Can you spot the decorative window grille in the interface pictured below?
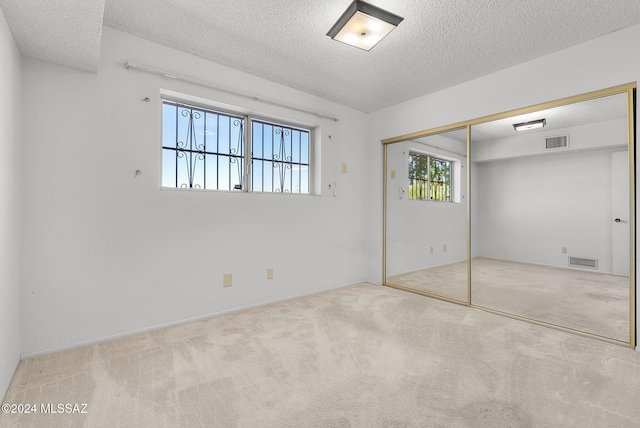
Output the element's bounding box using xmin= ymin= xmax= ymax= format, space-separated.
xmin=162 ymin=100 xmax=245 ymax=190
xmin=252 ymin=119 xmax=310 ymax=194
xmin=161 ymin=99 xmax=311 ymax=194
xmin=408 ymin=152 xmax=452 ymax=202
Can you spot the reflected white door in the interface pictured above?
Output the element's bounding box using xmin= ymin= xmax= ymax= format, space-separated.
xmin=611 ymin=151 xmax=630 ymax=277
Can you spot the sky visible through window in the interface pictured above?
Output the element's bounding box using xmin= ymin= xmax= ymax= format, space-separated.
xmin=251 ymin=119 xmax=309 ymax=194
xmin=161 ymin=101 xmax=310 ymax=193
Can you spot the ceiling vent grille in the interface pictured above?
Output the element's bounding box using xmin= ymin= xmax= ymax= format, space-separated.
xmin=545 ymin=135 xmax=569 ymax=150
xmin=569 ymin=256 xmax=598 ymax=270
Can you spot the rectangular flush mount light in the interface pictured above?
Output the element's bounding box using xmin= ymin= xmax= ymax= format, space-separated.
xmin=512 ymin=118 xmax=546 ymax=132
xmin=327 ymin=0 xmax=404 ymax=51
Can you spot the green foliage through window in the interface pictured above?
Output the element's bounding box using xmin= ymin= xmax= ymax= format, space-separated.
xmin=408 ymin=152 xmax=451 ymax=201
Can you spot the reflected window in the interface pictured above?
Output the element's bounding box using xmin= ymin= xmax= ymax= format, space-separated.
xmin=408 ymin=152 xmax=452 ymax=202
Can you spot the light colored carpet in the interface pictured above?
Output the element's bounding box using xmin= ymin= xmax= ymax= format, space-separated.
xmin=2 ymin=283 xmax=640 ymax=427
xmin=388 ymin=257 xmax=630 ymax=342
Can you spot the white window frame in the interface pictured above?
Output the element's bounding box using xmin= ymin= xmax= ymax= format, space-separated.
xmin=408 ymin=151 xmax=457 ymax=203
xmin=161 ymin=94 xmax=315 ymax=195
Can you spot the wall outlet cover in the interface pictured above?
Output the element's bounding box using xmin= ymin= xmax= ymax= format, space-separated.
xmin=223 ymin=273 xmax=232 ymax=287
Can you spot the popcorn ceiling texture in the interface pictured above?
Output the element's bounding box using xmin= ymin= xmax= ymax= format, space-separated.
xmin=0 ymin=0 xmax=636 ymax=111
xmin=0 ymin=0 xmax=104 ymax=73
xmin=1 ymin=0 xmax=640 ymax=111
xmin=2 ymin=284 xmax=640 ymax=426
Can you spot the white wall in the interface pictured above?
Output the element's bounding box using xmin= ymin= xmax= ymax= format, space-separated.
xmin=366 ymin=24 xmax=640 ymax=343
xmin=475 ymin=148 xmax=621 ymax=272
xmin=0 ymin=7 xmax=22 ymax=399
xmin=20 ymin=27 xmax=369 ymax=356
xmin=472 ymin=119 xmax=628 ymax=272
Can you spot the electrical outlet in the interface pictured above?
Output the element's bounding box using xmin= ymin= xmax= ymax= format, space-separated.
xmin=391 ymin=169 xmax=396 ymax=179
xmin=267 ymin=268 xmax=273 ymax=279
xmin=443 ymin=244 xmax=447 ymax=253
xmin=430 ymin=246 xmax=434 ymax=254
xmin=341 ymin=162 xmax=348 ymax=174
xmin=562 ymin=247 xmax=568 ymax=254
xmin=223 ymin=273 xmax=232 ymax=287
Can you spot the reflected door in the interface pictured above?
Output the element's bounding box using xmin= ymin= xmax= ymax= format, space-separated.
xmin=612 ymin=151 xmax=630 ymax=277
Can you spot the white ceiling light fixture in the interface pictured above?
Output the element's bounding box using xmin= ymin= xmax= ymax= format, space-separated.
xmin=512 ymin=118 xmax=546 ymax=132
xmin=327 ymin=0 xmax=404 ymax=51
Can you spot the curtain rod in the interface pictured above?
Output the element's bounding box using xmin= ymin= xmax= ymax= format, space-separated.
xmin=125 ymin=61 xmax=340 ymax=122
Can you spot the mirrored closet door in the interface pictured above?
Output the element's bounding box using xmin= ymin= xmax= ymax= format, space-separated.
xmin=383 ymin=84 xmax=636 ymax=347
xmin=470 ymin=92 xmax=632 ymax=342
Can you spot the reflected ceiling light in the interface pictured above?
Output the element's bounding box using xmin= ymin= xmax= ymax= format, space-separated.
xmin=512 ymin=118 xmax=546 ymax=132
xmin=327 ymin=0 xmax=404 ymax=51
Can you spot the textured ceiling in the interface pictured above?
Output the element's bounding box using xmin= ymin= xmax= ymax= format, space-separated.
xmin=2 ymin=1 xmax=640 ymax=112
xmin=414 ymin=92 xmax=628 ymax=144
xmin=471 ymin=92 xmax=629 ymax=142
xmin=0 ymin=0 xmax=104 ymax=72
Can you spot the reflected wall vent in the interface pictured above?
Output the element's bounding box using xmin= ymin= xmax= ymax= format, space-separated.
xmin=545 ymin=135 xmax=569 ymax=150
xmin=568 ymin=256 xmax=598 ymax=270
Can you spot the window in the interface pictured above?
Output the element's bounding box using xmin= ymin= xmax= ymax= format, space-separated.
xmin=252 ymin=119 xmax=310 ymax=194
xmin=162 ymin=100 xmax=245 ymax=190
xmin=408 ymin=152 xmax=452 ymax=202
xmin=162 ymin=99 xmax=311 ymax=194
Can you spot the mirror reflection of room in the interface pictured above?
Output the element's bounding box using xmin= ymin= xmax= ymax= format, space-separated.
xmin=386 ymin=128 xmax=468 ymax=302
xmin=470 ymin=93 xmax=630 ymax=342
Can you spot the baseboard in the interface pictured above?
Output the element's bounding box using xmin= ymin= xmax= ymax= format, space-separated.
xmin=1 ymin=354 xmax=20 ymax=403
xmin=21 ymin=280 xmax=367 ymax=360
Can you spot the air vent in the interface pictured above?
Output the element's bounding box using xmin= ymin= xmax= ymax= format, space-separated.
xmin=545 ymin=135 xmax=569 ymax=150
xmin=569 ymin=256 xmax=598 ymax=270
